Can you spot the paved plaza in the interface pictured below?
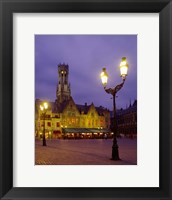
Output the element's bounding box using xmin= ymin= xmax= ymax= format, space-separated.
xmin=35 ymin=138 xmax=137 ymax=165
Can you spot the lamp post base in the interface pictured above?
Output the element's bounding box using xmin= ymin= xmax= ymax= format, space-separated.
xmin=43 ymin=139 xmax=46 ymax=146
xmin=111 ymin=143 xmax=120 ymax=160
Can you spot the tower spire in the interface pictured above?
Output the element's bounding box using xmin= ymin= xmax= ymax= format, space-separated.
xmin=129 ymin=99 xmax=132 ymax=107
xmin=56 ymin=63 xmax=71 ymax=103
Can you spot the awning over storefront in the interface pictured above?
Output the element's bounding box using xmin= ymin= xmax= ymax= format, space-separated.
xmin=62 ymin=128 xmax=111 ymax=134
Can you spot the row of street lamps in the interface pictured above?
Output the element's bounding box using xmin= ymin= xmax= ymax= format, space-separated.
xmin=39 ymin=57 xmax=129 ymax=161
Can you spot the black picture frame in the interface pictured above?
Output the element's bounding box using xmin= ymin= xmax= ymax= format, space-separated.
xmin=0 ymin=0 xmax=172 ymax=199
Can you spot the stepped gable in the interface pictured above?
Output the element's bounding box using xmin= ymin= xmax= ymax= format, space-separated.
xmin=95 ymin=105 xmax=108 ymax=116
xmin=76 ymin=103 xmax=90 ymax=114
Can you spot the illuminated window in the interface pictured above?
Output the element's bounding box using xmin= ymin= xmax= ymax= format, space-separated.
xmin=47 ymin=122 xmax=51 ymax=127
xmin=72 ymin=118 xmax=75 ymax=124
xmin=68 ymin=111 xmax=71 ymax=116
xmin=68 ymin=119 xmax=72 ymax=125
xmin=100 ymin=119 xmax=103 ymax=126
xmin=56 ymin=122 xmax=60 ymax=127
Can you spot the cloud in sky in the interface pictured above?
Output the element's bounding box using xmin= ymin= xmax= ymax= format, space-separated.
xmin=35 ymin=35 xmax=137 ymax=110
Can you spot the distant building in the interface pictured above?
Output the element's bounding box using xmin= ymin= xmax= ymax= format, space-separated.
xmin=35 ymin=63 xmax=111 ymax=139
xmin=115 ymin=100 xmax=137 ymax=138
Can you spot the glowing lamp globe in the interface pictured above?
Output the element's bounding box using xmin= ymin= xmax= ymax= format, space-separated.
xmin=43 ymin=102 xmax=48 ymax=109
xmin=40 ymin=105 xmax=44 ymax=111
xmin=40 ymin=102 xmax=48 ymax=111
xmin=119 ymin=57 xmax=128 ymax=79
xmin=100 ymin=68 xmax=108 ymax=86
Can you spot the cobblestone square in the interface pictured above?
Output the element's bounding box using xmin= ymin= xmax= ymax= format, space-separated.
xmin=35 ymin=138 xmax=137 ymax=165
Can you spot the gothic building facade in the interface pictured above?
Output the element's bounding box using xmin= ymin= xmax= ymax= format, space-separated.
xmin=116 ymin=100 xmax=137 ymax=138
xmin=35 ymin=63 xmax=111 ymax=139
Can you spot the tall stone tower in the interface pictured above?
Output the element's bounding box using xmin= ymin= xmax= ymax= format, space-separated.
xmin=56 ymin=63 xmax=71 ymax=103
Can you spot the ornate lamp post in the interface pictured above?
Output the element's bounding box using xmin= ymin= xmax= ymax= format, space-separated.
xmin=40 ymin=102 xmax=48 ymax=146
xmin=100 ymin=57 xmax=129 ymax=160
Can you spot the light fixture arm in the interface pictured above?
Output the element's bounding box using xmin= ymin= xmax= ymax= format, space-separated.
xmin=104 ymin=79 xmax=125 ymax=96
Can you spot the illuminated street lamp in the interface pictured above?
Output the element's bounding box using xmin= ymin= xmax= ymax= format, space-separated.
xmin=40 ymin=102 xmax=48 ymax=146
xmin=100 ymin=57 xmax=129 ymax=160
xmin=100 ymin=67 xmax=108 ymax=87
xmin=119 ymin=57 xmax=129 ymax=79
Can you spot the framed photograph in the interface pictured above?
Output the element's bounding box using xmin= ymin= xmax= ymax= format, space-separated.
xmin=0 ymin=0 xmax=171 ymax=199
xmin=34 ymin=34 xmax=137 ymax=166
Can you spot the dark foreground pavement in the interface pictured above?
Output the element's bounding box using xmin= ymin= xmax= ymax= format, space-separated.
xmin=35 ymin=138 xmax=137 ymax=165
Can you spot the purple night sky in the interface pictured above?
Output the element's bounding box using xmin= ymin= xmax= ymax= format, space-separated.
xmin=35 ymin=35 xmax=137 ymax=110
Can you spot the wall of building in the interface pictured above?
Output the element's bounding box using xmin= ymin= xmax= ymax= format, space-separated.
xmin=35 ymin=99 xmax=110 ymax=139
xmin=116 ymin=101 xmax=137 ymax=138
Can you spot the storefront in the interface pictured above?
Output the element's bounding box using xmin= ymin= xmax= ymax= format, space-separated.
xmin=62 ymin=128 xmax=112 ymax=139
xmin=53 ymin=130 xmax=62 ymax=139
